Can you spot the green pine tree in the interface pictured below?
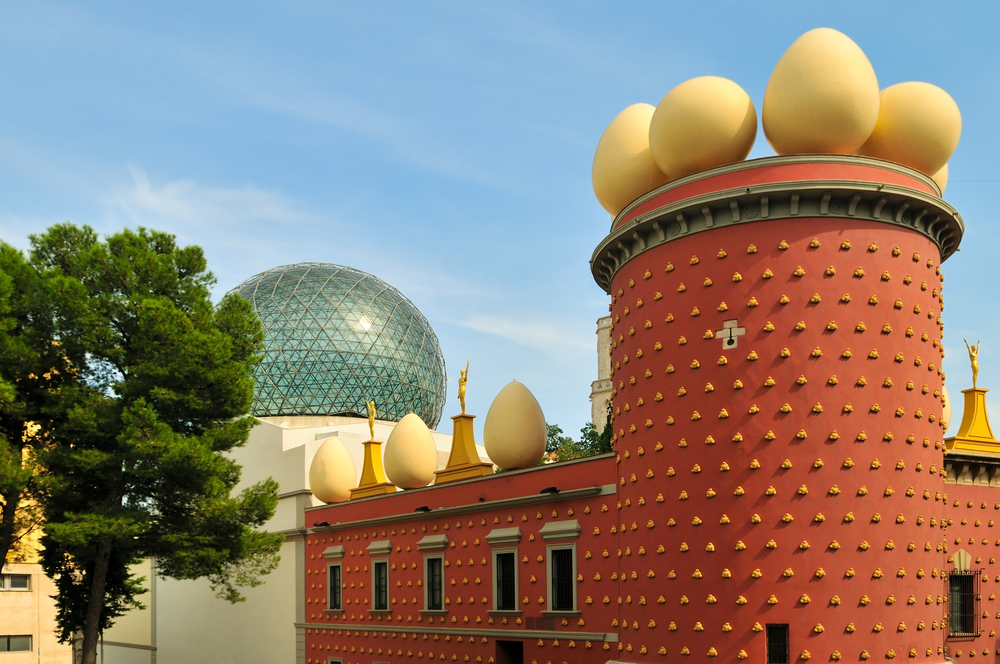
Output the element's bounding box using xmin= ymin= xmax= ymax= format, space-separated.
xmin=29 ymin=224 xmax=282 ymax=664
xmin=0 ymin=242 xmax=76 ymax=573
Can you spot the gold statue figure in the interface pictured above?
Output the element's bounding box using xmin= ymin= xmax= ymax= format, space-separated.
xmin=966 ymin=339 xmax=981 ymax=388
xmin=366 ymin=399 xmax=376 ymax=441
xmin=458 ymin=361 xmax=469 ymax=415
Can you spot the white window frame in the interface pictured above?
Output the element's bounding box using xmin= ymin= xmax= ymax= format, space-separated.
xmin=0 ymin=635 xmax=33 ymax=652
xmin=423 ymin=554 xmax=446 ymax=612
xmin=327 ymin=562 xmax=343 ymax=611
xmin=0 ymin=574 xmax=30 ymax=591
xmin=491 ymin=547 xmax=519 ymax=613
xmin=371 ymin=559 xmax=390 ymax=612
xmin=545 ymin=543 xmax=577 ymax=613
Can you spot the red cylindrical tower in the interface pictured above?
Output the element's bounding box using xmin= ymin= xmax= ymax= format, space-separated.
xmin=592 ymin=155 xmax=962 ymax=662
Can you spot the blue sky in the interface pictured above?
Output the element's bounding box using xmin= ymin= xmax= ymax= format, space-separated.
xmin=1 ymin=2 xmax=999 ymax=438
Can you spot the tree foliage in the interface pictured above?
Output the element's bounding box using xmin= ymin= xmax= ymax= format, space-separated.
xmin=0 ymin=243 xmax=77 ymax=573
xmin=545 ymin=406 xmax=613 ymax=463
xmin=23 ymin=224 xmax=281 ymax=664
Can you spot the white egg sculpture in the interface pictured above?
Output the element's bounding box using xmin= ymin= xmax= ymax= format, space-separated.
xmin=648 ymin=76 xmax=757 ymax=180
xmin=857 ymin=82 xmax=961 ymax=176
xmin=483 ymin=381 xmax=547 ymax=470
xmin=763 ymin=28 xmax=880 ymax=155
xmin=941 ymin=385 xmax=952 ymax=433
xmin=309 ymin=436 xmax=357 ymax=503
xmin=592 ymin=103 xmax=671 ymax=217
xmin=383 ymin=413 xmax=438 ymax=489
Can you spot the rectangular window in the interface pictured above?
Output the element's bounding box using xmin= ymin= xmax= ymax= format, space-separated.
xmin=765 ymin=624 xmax=790 ymax=664
xmin=426 ymin=557 xmax=443 ymax=611
xmin=0 ymin=574 xmax=30 ymax=590
xmin=373 ymin=561 xmax=389 ymax=611
xmin=949 ymin=571 xmax=980 ymax=636
xmin=328 ymin=564 xmax=342 ymax=611
xmin=0 ymin=635 xmax=32 ymax=652
xmin=549 ymin=547 xmax=574 ymax=611
xmin=495 ymin=552 xmax=517 ymax=611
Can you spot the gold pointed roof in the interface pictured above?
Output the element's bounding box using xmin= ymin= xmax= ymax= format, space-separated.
xmin=945 ymin=341 xmax=1000 ymax=454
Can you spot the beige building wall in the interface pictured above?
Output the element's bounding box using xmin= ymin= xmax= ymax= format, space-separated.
xmin=0 ymin=562 xmax=71 ymax=664
xmin=589 ymin=315 xmax=612 ymax=432
xmin=96 ymin=559 xmax=155 ymax=664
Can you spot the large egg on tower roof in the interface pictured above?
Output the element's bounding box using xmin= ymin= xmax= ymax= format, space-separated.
xmin=763 ymin=28 xmax=880 ymax=155
xmin=383 ymin=413 xmax=438 ymax=489
xmin=592 ymin=103 xmax=671 ymax=217
xmin=483 ymin=381 xmax=546 ymax=470
xmin=931 ymin=163 xmax=949 ymax=196
xmin=648 ymin=76 xmax=757 ymax=180
xmin=856 ymin=82 xmax=961 ymax=177
xmin=309 ymin=436 xmax=357 ymax=503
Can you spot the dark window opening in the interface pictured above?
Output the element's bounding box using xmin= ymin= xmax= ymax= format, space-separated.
xmin=427 ymin=558 xmax=443 ymax=610
xmin=949 ymin=570 xmax=981 ymax=636
xmin=0 ymin=635 xmax=32 ymax=652
xmin=496 ymin=552 xmax=516 ymax=611
xmin=765 ymin=624 xmax=789 ymax=664
xmin=550 ymin=548 xmax=574 ymax=611
xmin=496 ymin=640 xmax=523 ymax=664
xmin=374 ymin=561 xmax=388 ymax=611
xmin=328 ymin=565 xmax=342 ymax=611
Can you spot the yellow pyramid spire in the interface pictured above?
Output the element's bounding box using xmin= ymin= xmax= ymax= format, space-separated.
xmin=945 ymin=341 xmax=1000 ymax=454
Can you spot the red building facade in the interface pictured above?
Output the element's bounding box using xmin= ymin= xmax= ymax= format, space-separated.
xmin=303 ymin=155 xmax=988 ymax=664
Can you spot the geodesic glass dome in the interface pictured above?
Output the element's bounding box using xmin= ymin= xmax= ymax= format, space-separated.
xmin=231 ymin=263 xmax=447 ymax=427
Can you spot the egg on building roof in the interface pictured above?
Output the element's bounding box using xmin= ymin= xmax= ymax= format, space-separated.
xmin=941 ymin=385 xmax=952 ymax=432
xmin=857 ymin=81 xmax=961 ymax=177
xmin=931 ymin=163 xmax=949 ymax=195
xmin=763 ymin=28 xmax=880 ymax=155
xmin=648 ymin=76 xmax=757 ymax=180
xmin=309 ymin=436 xmax=357 ymax=503
xmin=483 ymin=381 xmax=547 ymax=470
xmin=383 ymin=412 xmax=438 ymax=489
xmin=592 ymin=103 xmax=670 ymax=217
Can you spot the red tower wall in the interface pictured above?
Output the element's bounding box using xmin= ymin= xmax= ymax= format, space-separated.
xmin=608 ymin=217 xmax=951 ymax=661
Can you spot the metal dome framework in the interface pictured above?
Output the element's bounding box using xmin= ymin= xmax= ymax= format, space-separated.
xmin=231 ymin=263 xmax=447 ymax=428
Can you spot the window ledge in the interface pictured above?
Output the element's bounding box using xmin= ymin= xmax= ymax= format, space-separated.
xmin=419 ymin=610 xmax=449 ymax=615
xmin=488 ymin=610 xmax=523 ymax=616
xmin=368 ymin=609 xmax=393 ymax=614
xmin=323 ymin=609 xmax=346 ymax=614
xmin=540 ymin=610 xmax=581 ymax=617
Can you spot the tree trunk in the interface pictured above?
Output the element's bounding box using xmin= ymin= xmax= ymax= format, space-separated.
xmin=80 ymin=537 xmax=113 ymax=664
xmin=0 ymin=486 xmax=20 ymax=576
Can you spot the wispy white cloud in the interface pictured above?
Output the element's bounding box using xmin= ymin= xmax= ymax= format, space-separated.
xmin=455 ymin=313 xmax=590 ymax=356
xmin=112 ymin=166 xmax=307 ymax=229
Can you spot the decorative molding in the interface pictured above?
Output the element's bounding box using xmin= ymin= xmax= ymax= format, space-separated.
xmin=322 ymin=545 xmax=346 ymax=560
xmin=590 ymin=165 xmax=965 ymax=293
xmin=415 ymin=535 xmax=449 ymax=551
xmin=485 ymin=527 xmax=522 ymax=546
xmin=296 ymin=622 xmax=618 ymax=642
xmin=614 ymin=153 xmax=942 ymax=224
xmin=366 ymin=540 xmax=392 ymax=556
xmin=538 ymin=519 xmax=581 ymax=541
xmin=308 ymin=484 xmax=616 ymax=534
